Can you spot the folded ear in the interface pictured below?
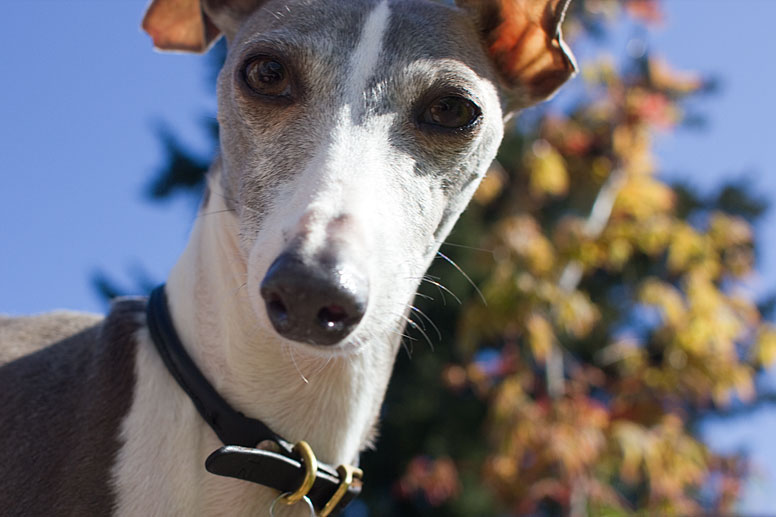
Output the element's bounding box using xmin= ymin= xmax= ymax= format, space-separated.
xmin=457 ymin=0 xmax=577 ymax=109
xmin=142 ymin=0 xmax=264 ymax=53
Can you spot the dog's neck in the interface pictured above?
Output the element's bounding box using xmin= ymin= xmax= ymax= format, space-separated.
xmin=164 ymin=170 xmax=397 ymax=466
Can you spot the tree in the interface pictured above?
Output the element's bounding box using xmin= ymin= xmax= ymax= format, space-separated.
xmin=364 ymin=2 xmax=775 ymax=515
xmin=97 ymin=2 xmax=775 ymax=515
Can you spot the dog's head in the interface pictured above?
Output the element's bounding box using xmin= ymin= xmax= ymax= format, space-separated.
xmin=143 ymin=0 xmax=575 ymax=354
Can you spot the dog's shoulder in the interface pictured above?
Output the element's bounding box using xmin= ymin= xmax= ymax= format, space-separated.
xmin=0 ymin=297 xmax=147 ymax=514
xmin=0 ymin=310 xmax=103 ymax=365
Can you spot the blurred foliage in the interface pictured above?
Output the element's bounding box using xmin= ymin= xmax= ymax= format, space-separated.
xmin=96 ymin=1 xmax=776 ymax=515
xmin=146 ymin=122 xmax=214 ymax=200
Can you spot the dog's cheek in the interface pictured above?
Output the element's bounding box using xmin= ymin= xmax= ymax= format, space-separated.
xmin=433 ymin=176 xmax=484 ymax=251
xmin=388 ymin=176 xmax=447 ymax=298
xmin=394 ymin=136 xmax=500 ymax=297
xmin=243 ymin=234 xmax=283 ymax=333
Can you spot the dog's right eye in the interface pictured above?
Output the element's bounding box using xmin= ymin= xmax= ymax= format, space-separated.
xmin=242 ymin=57 xmax=291 ymax=98
xmin=419 ymin=95 xmax=481 ymax=132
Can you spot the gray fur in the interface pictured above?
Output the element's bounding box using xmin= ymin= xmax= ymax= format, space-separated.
xmin=0 ymin=311 xmax=102 ymax=364
xmin=0 ymin=300 xmax=142 ymax=515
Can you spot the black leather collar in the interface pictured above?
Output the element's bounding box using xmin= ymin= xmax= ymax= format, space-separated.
xmin=146 ymin=285 xmax=361 ymax=514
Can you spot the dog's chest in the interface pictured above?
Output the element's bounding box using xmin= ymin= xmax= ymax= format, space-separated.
xmin=111 ymin=329 xmax=283 ymax=516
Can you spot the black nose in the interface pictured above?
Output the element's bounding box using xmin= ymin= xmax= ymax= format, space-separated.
xmin=260 ymin=252 xmax=368 ymax=346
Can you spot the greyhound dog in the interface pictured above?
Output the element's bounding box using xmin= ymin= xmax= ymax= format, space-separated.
xmin=0 ymin=0 xmax=575 ymax=515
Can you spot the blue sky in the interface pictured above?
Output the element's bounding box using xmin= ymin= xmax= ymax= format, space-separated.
xmin=1 ymin=0 xmax=775 ymax=512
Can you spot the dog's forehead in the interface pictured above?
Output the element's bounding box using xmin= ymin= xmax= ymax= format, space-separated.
xmin=232 ymin=0 xmax=493 ymax=80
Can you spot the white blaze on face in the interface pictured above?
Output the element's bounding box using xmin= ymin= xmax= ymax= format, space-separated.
xmin=246 ymin=0 xmax=401 ymax=330
xmin=348 ymin=0 xmax=390 ymax=99
xmin=276 ymin=0 xmax=395 ymax=255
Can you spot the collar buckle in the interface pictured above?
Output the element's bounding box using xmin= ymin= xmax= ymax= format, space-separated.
xmin=320 ymin=464 xmax=364 ymax=517
xmin=281 ymin=441 xmax=318 ymax=505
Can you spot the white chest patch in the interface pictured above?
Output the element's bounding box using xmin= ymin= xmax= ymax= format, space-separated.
xmin=110 ymin=329 xmax=282 ymax=516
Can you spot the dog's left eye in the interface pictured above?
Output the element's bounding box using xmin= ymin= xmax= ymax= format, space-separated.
xmin=242 ymin=57 xmax=291 ymax=98
xmin=420 ymin=96 xmax=481 ymax=131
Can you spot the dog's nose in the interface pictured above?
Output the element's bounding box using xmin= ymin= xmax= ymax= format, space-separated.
xmin=260 ymin=252 xmax=368 ymax=346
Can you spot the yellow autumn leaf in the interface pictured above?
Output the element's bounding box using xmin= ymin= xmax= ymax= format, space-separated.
xmin=607 ymin=237 xmax=633 ymax=269
xmin=527 ymin=140 xmax=569 ymax=197
xmin=732 ymin=365 xmax=755 ymax=403
xmin=498 ymin=216 xmax=556 ymax=276
xmin=648 ymin=57 xmax=704 ymax=94
xmin=553 ymin=290 xmax=600 ymax=338
xmin=613 ymin=124 xmax=654 ymax=176
xmin=612 ymin=421 xmax=647 ymax=483
xmin=474 ymin=162 xmax=506 ymax=205
xmin=666 ymin=223 xmax=710 ymax=273
xmin=636 ymin=214 xmax=673 ymax=255
xmin=526 ymin=312 xmax=554 ymax=363
xmin=615 ymin=175 xmax=675 ymax=221
xmin=754 ymin=325 xmax=776 ymax=367
xmin=639 ymin=279 xmax=687 ymax=329
xmin=708 ymin=213 xmax=752 ymax=248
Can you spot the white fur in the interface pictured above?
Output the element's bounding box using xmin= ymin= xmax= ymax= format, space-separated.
xmin=347 ymin=0 xmax=389 ymax=99
xmin=112 ymin=324 xmax=297 ymax=516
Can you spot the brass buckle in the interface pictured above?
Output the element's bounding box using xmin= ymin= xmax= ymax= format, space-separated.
xmin=319 ymin=464 xmax=364 ymax=517
xmin=281 ymin=441 xmax=318 ymax=505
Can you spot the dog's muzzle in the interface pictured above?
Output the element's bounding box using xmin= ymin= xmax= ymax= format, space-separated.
xmin=260 ymin=251 xmax=368 ymax=346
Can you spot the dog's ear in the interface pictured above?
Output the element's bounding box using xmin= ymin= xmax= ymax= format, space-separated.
xmin=142 ymin=0 xmax=264 ymax=53
xmin=457 ymin=0 xmax=577 ymax=109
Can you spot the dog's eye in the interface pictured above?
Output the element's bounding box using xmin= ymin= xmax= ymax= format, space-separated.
xmin=421 ymin=96 xmax=481 ymax=131
xmin=242 ymin=57 xmax=291 ymax=98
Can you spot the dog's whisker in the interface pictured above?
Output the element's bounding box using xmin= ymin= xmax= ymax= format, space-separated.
xmin=435 ymin=251 xmax=486 ymax=305
xmin=420 ymin=277 xmax=461 ymax=306
xmin=383 ymin=326 xmax=413 ymax=341
xmin=441 ymin=241 xmax=496 ymax=256
xmin=284 ymin=342 xmax=310 ymax=384
xmin=404 ymin=274 xmax=441 ymax=282
xmin=197 ymin=209 xmax=237 ymax=218
xmin=398 ymin=330 xmax=415 ymax=358
xmin=408 ymin=305 xmax=441 ymax=341
xmin=207 ymin=188 xmax=239 ymax=205
xmin=405 ymin=308 xmax=427 ymax=331
xmin=397 ymin=313 xmax=435 ymax=352
xmin=398 ymin=315 xmax=420 ymax=358
xmin=308 ymin=355 xmax=334 ymax=379
xmin=207 ymin=187 xmax=264 ymax=216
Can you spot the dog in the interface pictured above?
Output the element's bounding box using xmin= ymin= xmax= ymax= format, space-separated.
xmin=0 ymin=0 xmax=575 ymax=515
